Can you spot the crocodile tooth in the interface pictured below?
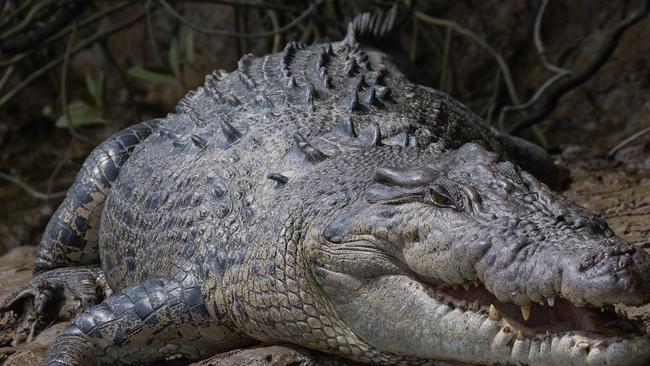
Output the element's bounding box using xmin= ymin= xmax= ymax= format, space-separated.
xmin=471 ymin=300 xmax=480 ymax=311
xmin=521 ymin=304 xmax=531 ymax=321
xmin=488 ymin=304 xmax=500 ymax=320
xmin=547 ymin=297 xmax=555 ymax=307
xmin=516 ymin=331 xmax=525 ymax=340
xmin=462 ymin=284 xmax=470 ymax=291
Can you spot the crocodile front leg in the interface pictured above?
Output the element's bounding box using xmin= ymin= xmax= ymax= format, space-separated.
xmin=45 ymin=279 xmax=252 ymax=365
xmin=1 ymin=121 xmax=159 ymax=345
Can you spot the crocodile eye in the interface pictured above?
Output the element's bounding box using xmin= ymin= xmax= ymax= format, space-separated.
xmin=426 ymin=184 xmax=456 ymax=209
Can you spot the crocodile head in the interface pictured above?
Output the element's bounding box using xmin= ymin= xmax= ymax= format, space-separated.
xmin=313 ymin=143 xmax=650 ymax=365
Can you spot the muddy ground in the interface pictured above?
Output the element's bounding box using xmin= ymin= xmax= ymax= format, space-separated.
xmin=0 ymin=1 xmax=649 ymax=365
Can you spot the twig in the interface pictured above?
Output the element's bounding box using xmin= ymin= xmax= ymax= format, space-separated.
xmin=0 ymin=172 xmax=67 ymax=200
xmin=0 ymin=2 xmax=135 ymax=68
xmin=267 ymin=9 xmax=281 ymax=53
xmin=157 ymin=0 xmax=323 ymax=38
xmin=46 ymin=137 xmax=74 ymax=197
xmin=482 ymin=69 xmax=501 ymax=125
xmin=0 ymin=10 xmax=151 ymax=109
xmin=608 ymin=126 xmax=650 ymax=157
xmin=409 ymin=17 xmax=418 ymax=63
xmin=0 ymin=0 xmax=34 ymax=30
xmin=439 ymin=26 xmax=453 ymax=93
xmin=236 ymin=6 xmax=249 ymax=54
xmin=509 ymin=0 xmax=650 ymax=135
xmin=414 ymin=11 xmax=521 ymax=105
xmin=534 ymin=0 xmax=571 ymax=75
xmin=129 ymin=0 xmax=297 ymax=12
xmin=59 ymin=22 xmax=92 ymax=143
xmin=1 ymin=0 xmax=87 ymax=54
xmin=60 ymin=24 xmax=75 ymax=130
xmin=145 ymin=0 xmax=162 ymax=64
xmin=497 ymin=71 xmax=569 ymax=130
xmin=0 ymin=0 xmax=56 ymax=41
xmin=0 ymin=64 xmax=14 ymax=94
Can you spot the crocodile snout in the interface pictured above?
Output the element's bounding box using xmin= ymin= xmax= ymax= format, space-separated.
xmin=563 ymin=242 xmax=650 ymax=307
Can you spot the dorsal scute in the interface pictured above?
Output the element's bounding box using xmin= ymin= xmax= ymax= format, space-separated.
xmin=342 ymin=4 xmax=398 ymax=46
xmin=179 ymin=27 xmax=398 ymax=125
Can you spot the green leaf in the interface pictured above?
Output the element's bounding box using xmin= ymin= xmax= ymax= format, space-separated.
xmin=126 ymin=65 xmax=178 ymax=85
xmin=84 ymin=71 xmax=105 ymax=109
xmin=55 ymin=101 xmax=108 ymax=128
xmin=168 ymin=37 xmax=181 ymax=79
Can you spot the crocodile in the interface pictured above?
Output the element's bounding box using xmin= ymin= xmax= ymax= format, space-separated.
xmin=2 ymin=12 xmax=650 ymax=366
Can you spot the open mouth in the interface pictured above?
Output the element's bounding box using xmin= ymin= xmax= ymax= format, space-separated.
xmin=420 ymin=278 xmax=647 ymax=343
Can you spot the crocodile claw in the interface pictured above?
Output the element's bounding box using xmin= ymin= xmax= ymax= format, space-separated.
xmin=0 ymin=266 xmax=111 ymax=345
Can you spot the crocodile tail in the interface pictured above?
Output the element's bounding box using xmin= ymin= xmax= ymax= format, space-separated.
xmin=343 ymin=4 xmax=399 ymax=45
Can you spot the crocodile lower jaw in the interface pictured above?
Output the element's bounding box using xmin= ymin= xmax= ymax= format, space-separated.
xmin=418 ymin=277 xmax=650 ymax=365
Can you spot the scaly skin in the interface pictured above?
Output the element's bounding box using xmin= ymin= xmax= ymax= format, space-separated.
xmin=2 ymin=16 xmax=650 ymax=366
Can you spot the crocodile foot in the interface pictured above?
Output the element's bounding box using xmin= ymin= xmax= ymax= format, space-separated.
xmin=0 ymin=266 xmax=111 ymax=346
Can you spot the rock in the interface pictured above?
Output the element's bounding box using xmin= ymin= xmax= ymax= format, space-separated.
xmin=190 ymin=344 xmax=359 ymax=366
xmin=0 ymin=246 xmax=71 ymax=365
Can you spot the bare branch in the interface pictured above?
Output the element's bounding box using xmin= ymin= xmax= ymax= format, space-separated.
xmin=158 ymin=0 xmax=323 ymax=39
xmin=509 ymin=0 xmax=650 ymax=135
xmin=0 ymin=0 xmax=88 ymax=55
xmin=0 ymin=9 xmax=151 ymax=109
xmin=0 ymin=2 xmax=135 ymax=68
xmin=0 ymin=172 xmax=66 ymax=200
xmin=413 ymin=10 xmax=521 ymax=105
xmin=498 ymin=71 xmax=569 ymax=130
xmin=534 ymin=0 xmax=571 ymax=75
xmin=608 ymin=126 xmax=650 ymax=157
